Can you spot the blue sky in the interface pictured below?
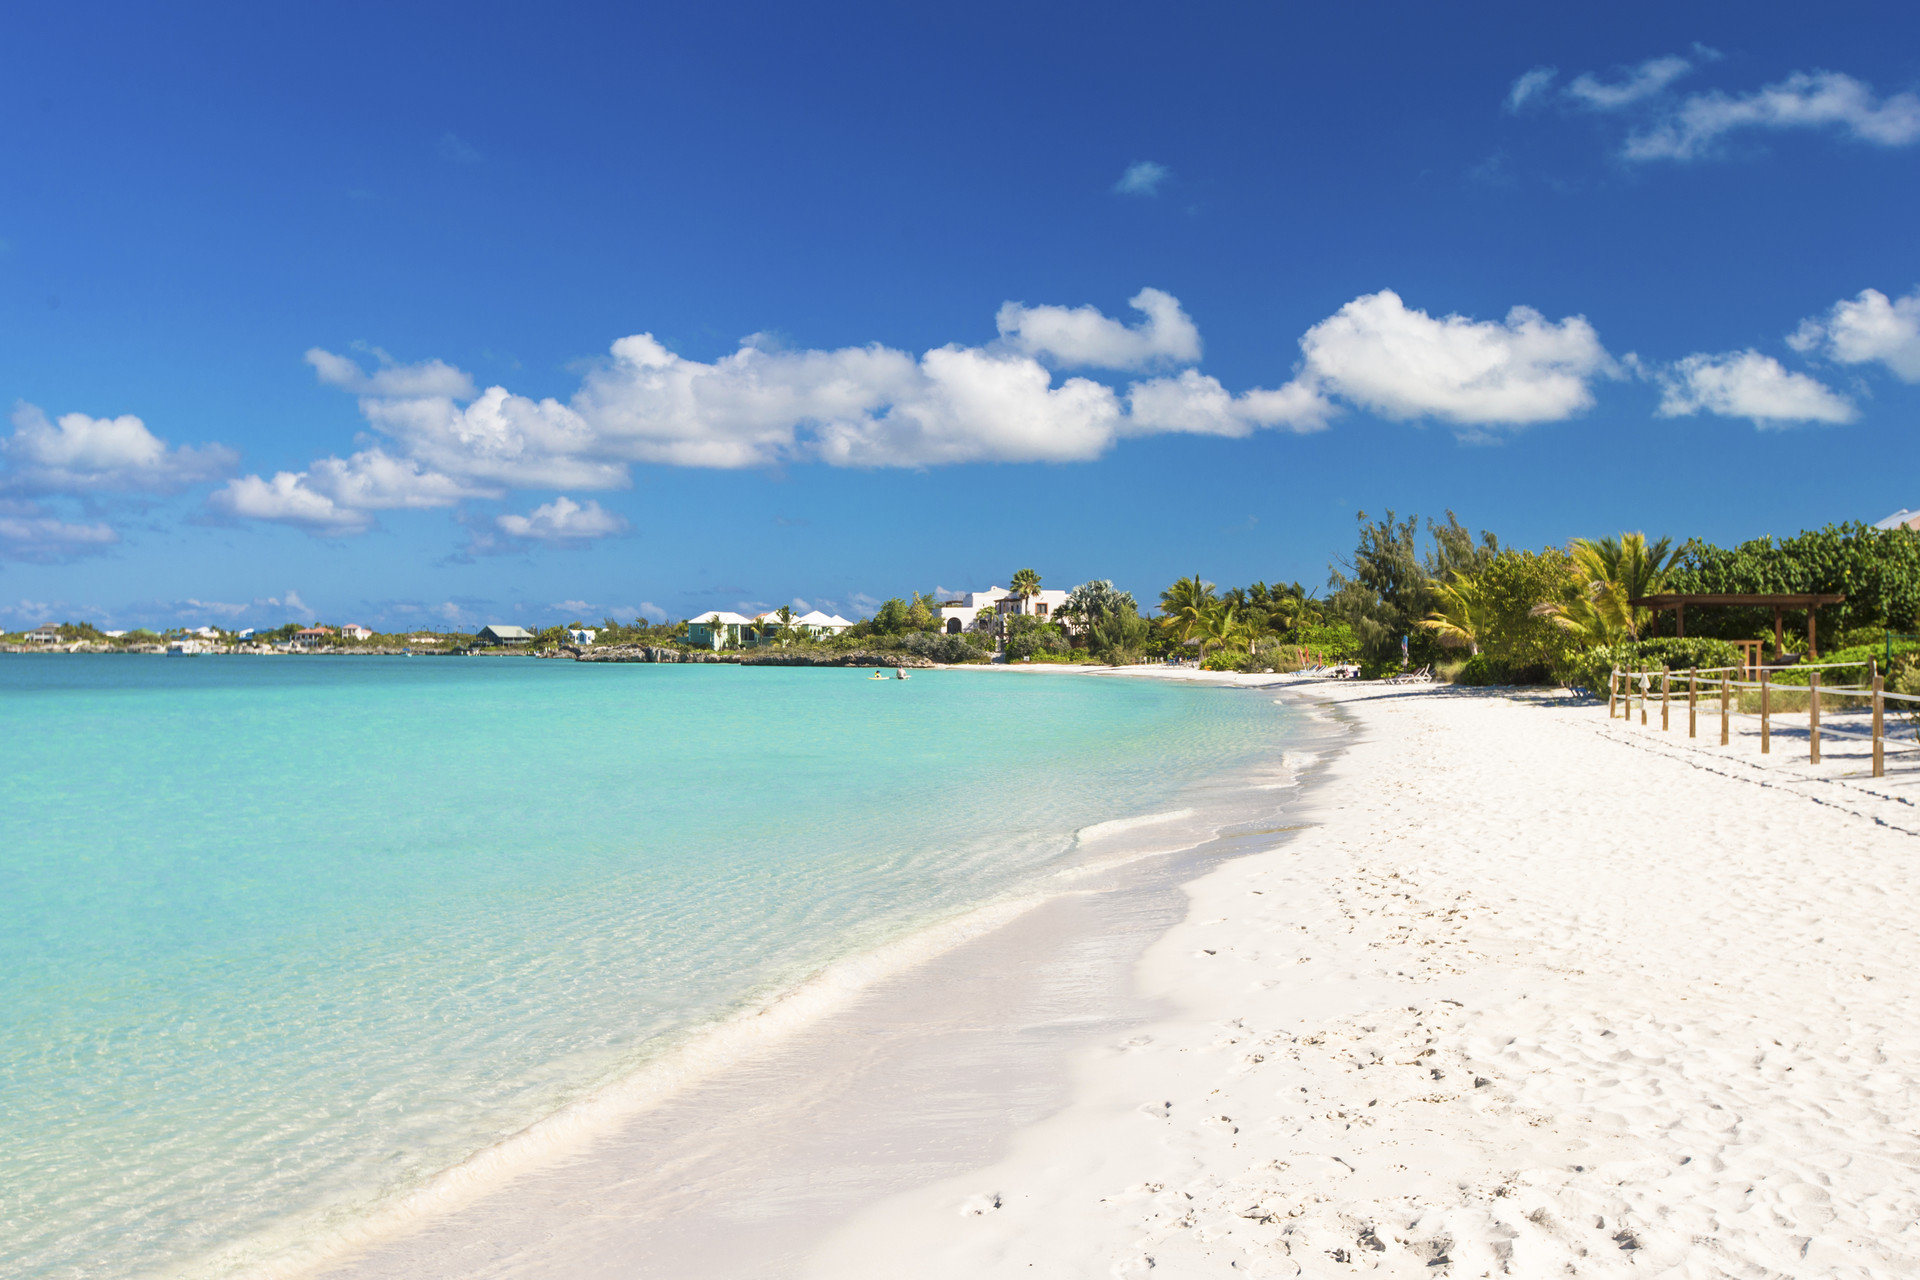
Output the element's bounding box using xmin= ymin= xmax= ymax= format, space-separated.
xmin=3 ymin=2 xmax=1918 ymax=630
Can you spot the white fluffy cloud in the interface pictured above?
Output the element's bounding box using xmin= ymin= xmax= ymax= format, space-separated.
xmin=239 ymin=285 xmax=1821 ymax=535
xmin=3 ymin=403 xmax=235 ymax=494
xmin=1626 ymin=71 xmax=1920 ymax=160
xmin=261 ymin=292 xmax=1247 ymax=520
xmin=209 ymin=448 xmax=495 ymax=532
xmin=211 ymin=472 xmax=371 ymax=533
xmin=1655 ymin=350 xmax=1855 ymax=426
xmin=1125 ymin=370 xmax=1331 ymax=437
xmin=997 ymin=287 xmax=1202 ymax=369
xmin=495 ymin=496 xmax=626 ymax=541
xmin=1565 ymin=54 xmax=1696 ymax=110
xmin=306 ymin=348 xmax=475 ymax=399
xmin=1789 ymin=287 xmax=1920 ymax=381
xmin=1292 ymin=291 xmax=1614 ymax=430
xmin=1113 ymin=161 xmax=1169 ymax=196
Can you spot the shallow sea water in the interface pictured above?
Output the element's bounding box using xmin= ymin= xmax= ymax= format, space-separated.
xmin=0 ymin=657 xmax=1304 ymax=1278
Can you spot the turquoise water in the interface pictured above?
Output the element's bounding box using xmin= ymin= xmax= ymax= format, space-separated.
xmin=0 ymin=657 xmax=1301 ymax=1278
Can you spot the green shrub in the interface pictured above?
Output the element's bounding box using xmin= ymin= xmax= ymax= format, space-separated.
xmin=1560 ymin=637 xmax=1743 ymax=697
xmin=1475 ymin=548 xmax=1578 ymax=672
xmin=898 ymin=632 xmax=986 ymax=663
xmin=1764 ymin=637 xmax=1920 ymax=686
xmin=1453 ymin=653 xmax=1559 ymax=686
xmin=1452 ymin=654 xmax=1508 ymax=685
xmin=1201 ymin=650 xmax=1270 ymax=673
xmin=1003 ymin=616 xmax=1068 ymax=660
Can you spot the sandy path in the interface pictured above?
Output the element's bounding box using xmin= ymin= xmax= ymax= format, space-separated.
xmin=808 ymin=683 xmax=1920 ymax=1277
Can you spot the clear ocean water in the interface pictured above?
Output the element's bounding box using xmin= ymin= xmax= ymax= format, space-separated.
xmin=0 ymin=656 xmax=1303 ymax=1279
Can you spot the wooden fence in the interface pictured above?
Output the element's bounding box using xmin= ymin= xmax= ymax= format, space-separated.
xmin=1608 ymin=659 xmax=1916 ymax=778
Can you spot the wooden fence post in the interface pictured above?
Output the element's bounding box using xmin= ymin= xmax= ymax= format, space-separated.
xmin=1873 ymin=672 xmax=1885 ymax=778
xmin=1761 ymin=670 xmax=1771 ymax=754
xmin=1640 ymin=673 xmax=1648 ymax=726
xmin=1688 ymin=669 xmax=1697 ymax=738
xmin=1809 ymin=670 xmax=1821 ymax=764
xmin=1720 ymin=672 xmax=1730 ymax=745
xmin=1609 ymin=668 xmax=1618 ymax=718
xmin=1661 ymin=670 xmax=1670 ymax=731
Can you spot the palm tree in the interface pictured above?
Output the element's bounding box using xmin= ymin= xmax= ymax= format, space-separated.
xmin=1158 ymin=574 xmax=1216 ymax=650
xmin=1537 ymin=533 xmax=1678 ymax=645
xmin=775 ymin=605 xmax=800 ymax=647
xmin=1195 ymin=602 xmax=1245 ymax=662
xmin=1419 ymin=575 xmax=1487 ymax=655
xmin=1009 ymin=568 xmax=1041 ymax=609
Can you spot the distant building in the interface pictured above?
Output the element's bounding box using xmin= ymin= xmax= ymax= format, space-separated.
xmin=24 ymin=624 xmax=60 ymax=644
xmin=103 ymin=630 xmax=127 ymax=639
xmin=1873 ymin=509 xmax=1920 ymax=532
xmin=744 ymin=610 xmax=852 ymax=645
xmin=187 ymin=626 xmax=221 ymax=640
xmin=235 ymin=628 xmax=255 ymax=640
xmin=292 ymin=626 xmax=335 ymax=649
xmin=797 ymin=610 xmax=853 ymax=636
xmin=475 ymin=624 xmax=534 ymax=647
xmin=339 ymin=624 xmax=373 ymax=641
xmin=937 ymin=588 xmax=1005 ymax=635
xmin=566 ymin=627 xmax=597 ymax=646
xmin=406 ymin=633 xmax=444 ymax=646
xmin=936 ymin=587 xmax=1069 ymax=634
xmin=687 ymin=611 xmax=753 ymax=650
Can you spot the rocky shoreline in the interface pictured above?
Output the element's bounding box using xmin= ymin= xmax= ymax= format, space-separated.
xmin=567 ymin=645 xmax=937 ymax=668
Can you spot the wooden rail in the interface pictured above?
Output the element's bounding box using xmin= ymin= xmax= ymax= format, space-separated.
xmin=1607 ymin=659 xmax=1908 ymax=778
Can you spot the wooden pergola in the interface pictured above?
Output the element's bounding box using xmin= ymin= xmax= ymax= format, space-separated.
xmin=1627 ymin=592 xmax=1847 ymax=658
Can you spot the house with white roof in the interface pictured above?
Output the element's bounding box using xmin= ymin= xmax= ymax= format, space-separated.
xmin=687 ymin=611 xmax=754 ymax=650
xmin=566 ymin=627 xmax=597 ymax=646
xmin=1873 ymin=509 xmax=1920 ymax=532
xmin=797 ymin=609 xmax=853 ymax=636
xmin=339 ymin=624 xmax=373 ymax=641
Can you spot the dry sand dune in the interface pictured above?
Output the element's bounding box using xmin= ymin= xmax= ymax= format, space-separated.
xmin=811 ymin=682 xmax=1920 ymax=1278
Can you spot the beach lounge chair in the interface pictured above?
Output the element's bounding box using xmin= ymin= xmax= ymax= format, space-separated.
xmin=1387 ymin=664 xmax=1432 ymax=684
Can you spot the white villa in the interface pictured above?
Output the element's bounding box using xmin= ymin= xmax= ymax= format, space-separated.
xmin=340 ymin=624 xmax=373 ymax=641
xmin=566 ymin=627 xmax=597 ymax=646
xmin=936 ymin=586 xmax=1070 ymax=634
xmin=24 ymin=624 xmax=61 ymax=644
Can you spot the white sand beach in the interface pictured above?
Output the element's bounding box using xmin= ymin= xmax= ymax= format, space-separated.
xmin=323 ymin=674 xmax=1920 ymax=1278
xmin=809 ymin=676 xmax=1920 ymax=1277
